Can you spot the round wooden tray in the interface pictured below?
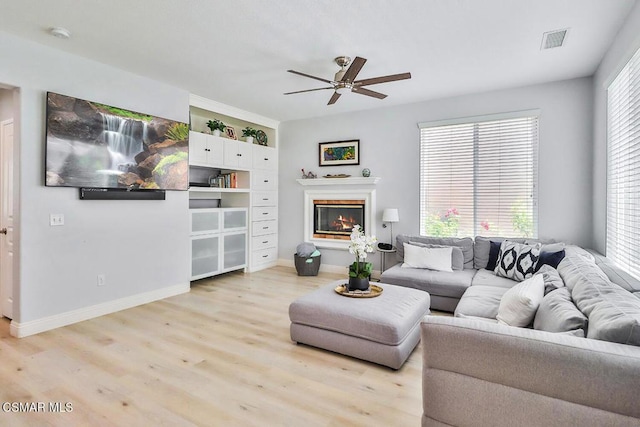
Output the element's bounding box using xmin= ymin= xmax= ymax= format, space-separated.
xmin=334 ymin=283 xmax=383 ymax=298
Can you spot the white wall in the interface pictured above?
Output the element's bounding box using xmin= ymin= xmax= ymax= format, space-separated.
xmin=592 ymin=2 xmax=640 ymax=254
xmin=279 ymin=77 xmax=594 ymax=270
xmin=0 ymin=31 xmax=190 ymax=326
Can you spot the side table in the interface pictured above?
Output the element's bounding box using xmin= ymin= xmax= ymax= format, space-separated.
xmin=378 ymin=247 xmax=397 ymax=273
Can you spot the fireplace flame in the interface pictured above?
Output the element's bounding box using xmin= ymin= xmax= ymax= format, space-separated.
xmin=331 ymin=215 xmax=357 ymax=231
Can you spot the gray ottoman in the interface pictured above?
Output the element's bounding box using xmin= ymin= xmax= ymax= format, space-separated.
xmin=289 ymin=280 xmax=431 ymax=369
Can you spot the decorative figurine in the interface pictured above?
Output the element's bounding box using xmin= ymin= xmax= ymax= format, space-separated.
xmin=362 ymin=168 xmax=371 ymax=177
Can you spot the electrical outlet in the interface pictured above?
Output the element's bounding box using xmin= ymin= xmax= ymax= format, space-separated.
xmin=50 ymin=214 xmax=64 ymax=226
xmin=97 ymin=274 xmax=106 ymax=286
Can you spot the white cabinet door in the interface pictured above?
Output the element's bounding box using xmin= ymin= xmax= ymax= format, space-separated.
xmin=224 ymin=140 xmax=253 ymax=169
xmin=191 ymin=209 xmax=220 ymax=235
xmin=189 ymin=132 xmax=224 ymax=167
xmin=191 ymin=234 xmax=220 ymax=279
xmin=223 ymin=209 xmax=248 ymax=231
xmin=189 ymin=131 xmax=208 ymax=165
xmin=223 ymin=232 xmax=247 ymax=270
xmin=237 ymin=143 xmax=253 ymax=169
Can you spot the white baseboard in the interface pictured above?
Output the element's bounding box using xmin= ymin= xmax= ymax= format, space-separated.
xmin=276 ymin=258 xmax=381 ymax=278
xmin=10 ymin=283 xmax=190 ymax=338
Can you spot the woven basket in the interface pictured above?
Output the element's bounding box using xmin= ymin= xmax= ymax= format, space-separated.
xmin=294 ymin=254 xmax=321 ymax=276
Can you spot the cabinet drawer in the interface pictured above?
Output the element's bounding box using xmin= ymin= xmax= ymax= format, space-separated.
xmin=252 ymin=191 xmax=277 ymax=207
xmin=252 ymin=206 xmax=277 ymax=221
xmin=252 ymin=219 xmax=278 ymax=236
xmin=252 ymin=170 xmax=277 ymax=191
xmin=252 ymin=145 xmax=278 ymax=170
xmin=252 ymin=247 xmax=278 ymax=266
xmin=252 ymin=234 xmax=277 ymax=251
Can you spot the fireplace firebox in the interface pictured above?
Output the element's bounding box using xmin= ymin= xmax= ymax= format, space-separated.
xmin=314 ymin=201 xmax=365 ymax=240
xmin=303 ymin=189 xmax=376 ymax=249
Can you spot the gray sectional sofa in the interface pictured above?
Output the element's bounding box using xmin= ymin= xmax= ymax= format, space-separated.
xmin=380 ymin=234 xmax=640 ymax=426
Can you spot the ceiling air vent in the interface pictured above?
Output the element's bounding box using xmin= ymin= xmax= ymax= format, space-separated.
xmin=541 ymin=29 xmax=569 ymax=50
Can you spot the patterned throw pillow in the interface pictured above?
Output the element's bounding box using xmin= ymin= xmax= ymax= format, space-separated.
xmin=494 ymin=240 xmax=541 ymax=281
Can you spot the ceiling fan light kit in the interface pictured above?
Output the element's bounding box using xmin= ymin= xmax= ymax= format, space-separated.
xmin=285 ymin=56 xmax=411 ymax=105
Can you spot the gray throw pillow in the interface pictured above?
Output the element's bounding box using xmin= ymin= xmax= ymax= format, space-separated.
xmin=408 ymin=241 xmax=464 ymax=270
xmin=533 ymin=287 xmax=588 ymax=334
xmin=536 ymin=264 xmax=565 ymax=295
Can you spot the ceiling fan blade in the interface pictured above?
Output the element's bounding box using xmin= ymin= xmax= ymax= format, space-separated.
xmin=355 ymin=72 xmax=412 ymax=87
xmin=328 ymin=92 xmax=341 ymax=105
xmin=287 ymin=70 xmax=333 ymax=84
xmin=352 ymin=87 xmax=387 ymax=99
xmin=341 ymin=57 xmax=367 ymax=83
xmin=284 ymin=87 xmax=334 ymax=95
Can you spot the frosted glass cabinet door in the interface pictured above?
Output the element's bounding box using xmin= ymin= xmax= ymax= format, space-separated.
xmin=223 ymin=233 xmax=246 ymax=270
xmin=192 ymin=235 xmax=220 ymax=278
xmin=223 ymin=210 xmax=247 ymax=231
xmin=191 ymin=210 xmax=220 ymax=235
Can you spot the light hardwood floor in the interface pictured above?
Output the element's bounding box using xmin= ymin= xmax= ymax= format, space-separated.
xmin=0 ymin=267 xmax=426 ymax=426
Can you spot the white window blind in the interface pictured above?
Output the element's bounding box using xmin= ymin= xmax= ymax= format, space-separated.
xmin=419 ymin=112 xmax=538 ymax=238
xmin=607 ymin=46 xmax=640 ymax=280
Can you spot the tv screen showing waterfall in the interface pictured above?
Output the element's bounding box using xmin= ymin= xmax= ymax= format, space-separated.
xmin=45 ymin=92 xmax=189 ymax=190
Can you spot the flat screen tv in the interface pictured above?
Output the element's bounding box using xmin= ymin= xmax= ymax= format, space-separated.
xmin=45 ymin=92 xmax=189 ymax=190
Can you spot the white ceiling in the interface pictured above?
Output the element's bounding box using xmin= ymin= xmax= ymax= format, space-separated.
xmin=0 ymin=0 xmax=636 ymax=122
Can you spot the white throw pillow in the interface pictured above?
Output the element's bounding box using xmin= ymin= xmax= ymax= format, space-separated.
xmin=402 ymin=243 xmax=453 ymax=272
xmin=496 ymin=274 xmax=545 ymax=327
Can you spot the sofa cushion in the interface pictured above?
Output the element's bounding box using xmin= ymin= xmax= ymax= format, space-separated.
xmin=403 ymin=243 xmax=453 ymax=272
xmin=471 ymin=268 xmax=518 ymax=289
xmin=408 ymin=241 xmax=464 ymax=270
xmin=380 ymin=264 xmax=475 ymax=299
xmin=558 ymin=252 xmax=608 ymax=291
xmin=496 ymin=274 xmax=545 ymax=327
xmin=536 ymin=265 xmax=565 ymax=295
xmin=533 ymin=287 xmax=587 ymax=335
xmin=495 ymin=240 xmax=541 ymax=281
xmin=474 ymin=236 xmax=527 ymax=269
xmin=455 ymin=285 xmax=509 ymax=319
xmin=572 ymin=279 xmax=640 ymax=346
xmin=397 ymin=235 xmax=474 ymax=269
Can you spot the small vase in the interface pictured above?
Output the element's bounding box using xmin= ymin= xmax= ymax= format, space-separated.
xmin=245 ymin=136 xmax=254 ymax=144
xmin=213 ymin=129 xmax=221 ymax=137
xmin=348 ymin=276 xmax=370 ymax=292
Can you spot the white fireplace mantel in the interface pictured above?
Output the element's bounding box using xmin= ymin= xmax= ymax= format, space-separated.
xmin=296 ymin=177 xmax=381 ymax=186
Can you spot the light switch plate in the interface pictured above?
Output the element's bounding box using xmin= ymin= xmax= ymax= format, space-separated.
xmin=50 ymin=214 xmax=64 ymax=226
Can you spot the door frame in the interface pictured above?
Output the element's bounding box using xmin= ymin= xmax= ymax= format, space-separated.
xmin=0 ymin=86 xmax=20 ymax=327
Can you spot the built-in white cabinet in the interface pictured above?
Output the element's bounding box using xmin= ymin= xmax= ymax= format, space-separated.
xmin=190 ymin=208 xmax=248 ymax=280
xmin=189 ymin=94 xmax=279 ymax=275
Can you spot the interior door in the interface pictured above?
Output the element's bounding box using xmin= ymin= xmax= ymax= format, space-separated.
xmin=0 ymin=119 xmax=14 ymax=319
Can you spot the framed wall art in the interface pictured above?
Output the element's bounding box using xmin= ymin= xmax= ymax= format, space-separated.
xmin=319 ymin=140 xmax=360 ymax=166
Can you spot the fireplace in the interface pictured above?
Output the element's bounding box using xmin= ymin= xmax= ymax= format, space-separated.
xmin=314 ymin=201 xmax=365 ymax=240
xmin=304 ymin=189 xmax=376 ymax=249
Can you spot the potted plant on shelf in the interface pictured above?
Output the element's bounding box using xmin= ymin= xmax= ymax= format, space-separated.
xmin=242 ymin=127 xmax=257 ymax=143
xmin=347 ymin=225 xmax=377 ymax=291
xmin=206 ymin=119 xmax=227 ymax=136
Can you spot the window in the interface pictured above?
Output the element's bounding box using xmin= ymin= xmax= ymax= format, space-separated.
xmin=607 ymin=46 xmax=640 ymax=280
xmin=419 ymin=112 xmax=539 ymax=238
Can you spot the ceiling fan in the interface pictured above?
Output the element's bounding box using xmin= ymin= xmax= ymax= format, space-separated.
xmin=284 ymin=56 xmax=411 ymax=105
